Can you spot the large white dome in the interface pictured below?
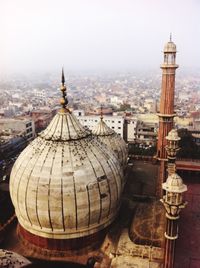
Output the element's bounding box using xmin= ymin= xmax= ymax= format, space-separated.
xmin=9 ymin=78 xmax=123 ymax=241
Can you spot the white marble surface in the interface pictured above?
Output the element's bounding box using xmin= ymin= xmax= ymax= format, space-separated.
xmin=10 ymin=110 xmax=124 ymax=239
xmin=92 ymin=119 xmax=128 ymax=169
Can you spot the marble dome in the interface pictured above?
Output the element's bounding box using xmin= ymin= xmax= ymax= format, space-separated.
xmin=92 ymin=115 xmax=128 ymax=170
xmin=164 ymin=41 xmax=176 ymax=53
xmin=166 ymin=129 xmax=180 ymax=142
xmin=9 ymin=74 xmax=123 ymax=241
xmin=162 ymin=173 xmax=187 ymax=193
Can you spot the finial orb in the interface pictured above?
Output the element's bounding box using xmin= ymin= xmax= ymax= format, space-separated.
xmin=60 ymin=98 xmax=66 ymax=105
xmin=60 ymin=85 xmax=66 ymax=92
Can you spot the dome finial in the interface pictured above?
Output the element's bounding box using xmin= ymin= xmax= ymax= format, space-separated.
xmin=100 ymin=105 xmax=103 ymax=120
xmin=170 ymin=32 xmax=172 ymax=42
xmin=61 ymin=67 xmax=65 ymax=85
xmin=60 ymin=68 xmax=68 ymax=110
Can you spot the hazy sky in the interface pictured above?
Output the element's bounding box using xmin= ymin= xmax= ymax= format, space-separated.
xmin=1 ymin=0 xmax=200 ymax=74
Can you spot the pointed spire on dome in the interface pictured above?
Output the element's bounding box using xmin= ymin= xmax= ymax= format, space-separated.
xmin=92 ymin=109 xmax=128 ymax=169
xmin=163 ymin=35 xmax=177 ymax=54
xmin=100 ymin=105 xmax=103 ymax=120
xmin=60 ymin=67 xmax=68 ymax=111
xmin=92 ymin=107 xmax=114 ymax=136
xmin=61 ymin=67 xmax=65 ymax=84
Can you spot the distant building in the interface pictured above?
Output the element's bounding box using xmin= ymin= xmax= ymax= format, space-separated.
xmin=75 ymin=113 xmax=124 ymax=137
xmin=0 ymin=118 xmax=35 ymax=141
xmin=73 ymin=109 xmax=85 ymax=117
xmin=144 ymin=98 xmax=157 ymax=113
xmin=125 ymin=115 xmax=158 ymax=146
xmin=190 ymin=111 xmax=200 ymax=130
xmin=0 ymin=134 xmax=27 ymax=160
xmin=136 ymin=121 xmax=157 ymax=146
xmin=125 ymin=117 xmax=138 ymax=143
xmin=87 ymin=106 xmax=113 ymax=116
xmin=31 ymin=108 xmax=56 ymax=133
xmin=33 ymin=89 xmax=46 ymax=99
xmin=110 ymin=96 xmax=123 ymax=107
xmin=191 ymin=132 xmax=200 ymax=146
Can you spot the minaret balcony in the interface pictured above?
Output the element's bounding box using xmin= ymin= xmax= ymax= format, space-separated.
xmin=160 ymin=63 xmax=179 ymax=69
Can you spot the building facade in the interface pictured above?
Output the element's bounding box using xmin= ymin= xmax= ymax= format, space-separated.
xmin=0 ymin=118 xmax=35 ymax=141
xmin=76 ymin=113 xmax=125 ymax=137
xmin=136 ymin=121 xmax=157 ymax=145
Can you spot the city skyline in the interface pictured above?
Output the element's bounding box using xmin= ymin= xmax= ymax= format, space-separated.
xmin=1 ymin=0 xmax=200 ymax=75
xmin=1 ymin=29 xmax=200 ymax=267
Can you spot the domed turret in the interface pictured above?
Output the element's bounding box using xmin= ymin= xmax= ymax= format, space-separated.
xmin=163 ymin=173 xmax=187 ymax=193
xmin=164 ymin=33 xmax=176 ymax=53
xmin=164 ymin=41 xmax=176 ymax=53
xmin=166 ymin=129 xmax=180 ymax=142
xmin=92 ymin=108 xmax=127 ymax=170
xmin=9 ymin=71 xmax=123 ymax=252
xmin=161 ymin=34 xmax=178 ymax=68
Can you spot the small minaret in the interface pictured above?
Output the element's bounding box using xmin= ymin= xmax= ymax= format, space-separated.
xmin=161 ymin=129 xmax=187 ymax=268
xmin=165 ymin=129 xmax=180 ymax=176
xmin=156 ymin=35 xmax=179 ymax=198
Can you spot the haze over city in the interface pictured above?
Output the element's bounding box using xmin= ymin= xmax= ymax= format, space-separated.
xmin=1 ymin=1 xmax=200 ymax=268
xmin=1 ymin=0 xmax=200 ymax=76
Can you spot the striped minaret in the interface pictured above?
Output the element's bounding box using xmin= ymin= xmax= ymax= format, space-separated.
xmin=156 ymin=35 xmax=179 ymax=198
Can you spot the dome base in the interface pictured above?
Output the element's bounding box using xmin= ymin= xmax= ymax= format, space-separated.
xmin=18 ymin=224 xmax=107 ymax=253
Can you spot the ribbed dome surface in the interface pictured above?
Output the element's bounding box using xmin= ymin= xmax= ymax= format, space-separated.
xmin=166 ymin=129 xmax=180 ymax=142
xmin=164 ymin=41 xmax=176 ymax=53
xmin=92 ymin=119 xmax=127 ymax=170
xmin=92 ymin=119 xmax=115 ymax=136
xmin=39 ymin=111 xmax=90 ymax=141
xmin=163 ymin=173 xmax=187 ymax=193
xmin=9 ymin=109 xmax=123 ymax=239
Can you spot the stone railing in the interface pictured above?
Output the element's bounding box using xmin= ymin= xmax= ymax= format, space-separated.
xmin=128 ymin=155 xmax=154 ymax=161
xmin=177 ymin=157 xmax=200 ymax=163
